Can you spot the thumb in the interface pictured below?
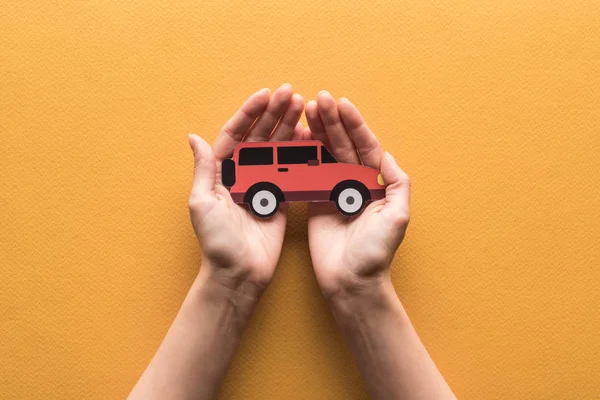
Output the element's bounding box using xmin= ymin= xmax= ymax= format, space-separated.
xmin=380 ymin=151 xmax=410 ymax=224
xmin=189 ymin=134 xmax=217 ymax=196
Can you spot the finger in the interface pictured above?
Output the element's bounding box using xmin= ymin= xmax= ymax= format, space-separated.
xmin=213 ymin=88 xmax=271 ymax=161
xmin=245 ymin=83 xmax=293 ymax=142
xmin=380 ymin=152 xmax=410 ymax=223
xmin=189 ymin=134 xmax=217 ymax=196
xmin=291 ymin=122 xmax=304 ymax=140
xmin=303 ymin=126 xmax=312 ymax=140
xmin=316 ymin=90 xmax=360 ymax=164
xmin=270 ymin=93 xmax=305 ymax=141
xmin=337 ymin=97 xmax=384 ymax=169
xmin=305 ymin=100 xmax=325 ymax=139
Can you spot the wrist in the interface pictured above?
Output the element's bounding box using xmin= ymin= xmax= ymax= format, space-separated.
xmin=192 ymin=262 xmax=265 ymax=308
xmin=318 ymin=264 xmax=393 ymax=301
xmin=327 ymin=275 xmax=408 ymax=327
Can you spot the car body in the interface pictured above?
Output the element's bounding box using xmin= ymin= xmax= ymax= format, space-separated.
xmin=222 ymin=140 xmax=386 ymax=217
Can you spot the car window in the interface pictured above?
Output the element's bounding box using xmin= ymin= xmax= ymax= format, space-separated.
xmin=277 ymin=146 xmax=318 ymax=164
xmin=239 ymin=147 xmax=273 ymax=165
xmin=321 ymin=146 xmax=337 ymax=163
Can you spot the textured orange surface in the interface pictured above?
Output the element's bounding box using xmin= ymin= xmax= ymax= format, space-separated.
xmin=1 ymin=1 xmax=600 ymax=399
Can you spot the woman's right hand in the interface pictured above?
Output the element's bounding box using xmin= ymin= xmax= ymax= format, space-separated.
xmin=304 ymin=91 xmax=411 ymax=298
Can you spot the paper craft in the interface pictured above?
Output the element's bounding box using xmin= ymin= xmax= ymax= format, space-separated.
xmin=222 ymin=140 xmax=386 ymax=218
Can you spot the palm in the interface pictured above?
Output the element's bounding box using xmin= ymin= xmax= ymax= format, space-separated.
xmin=188 ymin=85 xmax=305 ymax=287
xmin=231 ymin=200 xmax=287 ymax=270
xmin=204 ymin=184 xmax=287 ymax=281
xmin=304 ymin=93 xmax=410 ymax=295
xmin=308 ymin=200 xmax=393 ymax=289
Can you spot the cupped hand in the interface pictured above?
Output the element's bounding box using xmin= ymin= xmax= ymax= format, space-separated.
xmin=304 ymin=91 xmax=411 ymax=297
xmin=188 ymin=84 xmax=304 ymax=294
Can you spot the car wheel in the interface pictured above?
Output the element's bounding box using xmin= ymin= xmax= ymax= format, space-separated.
xmin=245 ymin=183 xmax=283 ymax=218
xmin=331 ymin=180 xmax=370 ymax=216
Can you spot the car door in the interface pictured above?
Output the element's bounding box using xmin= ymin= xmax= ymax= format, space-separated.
xmin=275 ymin=144 xmax=326 ymax=202
xmin=235 ymin=146 xmax=279 ymax=194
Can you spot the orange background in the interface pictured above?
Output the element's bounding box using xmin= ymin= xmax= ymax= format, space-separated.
xmin=1 ymin=1 xmax=599 ymax=399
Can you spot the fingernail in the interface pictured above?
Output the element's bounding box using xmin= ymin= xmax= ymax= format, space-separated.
xmin=258 ymin=88 xmax=270 ymax=94
xmin=319 ymin=90 xmax=330 ymax=96
xmin=280 ymin=83 xmax=292 ymax=90
xmin=385 ymin=151 xmax=395 ymax=161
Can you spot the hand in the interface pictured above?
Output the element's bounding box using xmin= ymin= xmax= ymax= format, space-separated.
xmin=304 ymin=91 xmax=411 ymax=298
xmin=188 ymin=84 xmax=304 ymax=296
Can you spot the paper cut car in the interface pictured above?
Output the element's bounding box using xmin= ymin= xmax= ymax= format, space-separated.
xmin=221 ymin=140 xmax=386 ymax=218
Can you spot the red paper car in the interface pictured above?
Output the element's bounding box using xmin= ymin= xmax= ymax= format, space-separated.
xmin=221 ymin=140 xmax=386 ymax=218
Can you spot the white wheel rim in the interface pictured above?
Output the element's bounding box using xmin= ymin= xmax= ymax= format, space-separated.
xmin=251 ymin=190 xmax=277 ymax=216
xmin=338 ymin=188 xmax=363 ymax=214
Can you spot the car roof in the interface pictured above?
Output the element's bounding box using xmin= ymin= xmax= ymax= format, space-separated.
xmin=236 ymin=140 xmax=324 ymax=149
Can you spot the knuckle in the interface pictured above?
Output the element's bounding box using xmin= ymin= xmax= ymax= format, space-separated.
xmin=188 ymin=193 xmax=211 ymax=212
xmin=360 ymin=139 xmax=379 ymax=157
xmin=350 ymin=120 xmax=367 ymax=131
xmin=221 ymin=126 xmax=237 ymax=140
xmin=187 ymin=197 xmax=199 ymax=212
xmin=391 ymin=211 xmax=410 ymax=227
xmin=336 ymin=145 xmax=357 ymax=159
xmin=240 ymin=107 xmax=254 ymax=122
xmin=399 ymin=173 xmax=410 ymax=186
xmin=369 ymin=248 xmax=390 ymax=268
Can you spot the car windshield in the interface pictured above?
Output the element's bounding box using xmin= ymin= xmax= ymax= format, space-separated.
xmin=321 ymin=146 xmax=337 ymax=163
